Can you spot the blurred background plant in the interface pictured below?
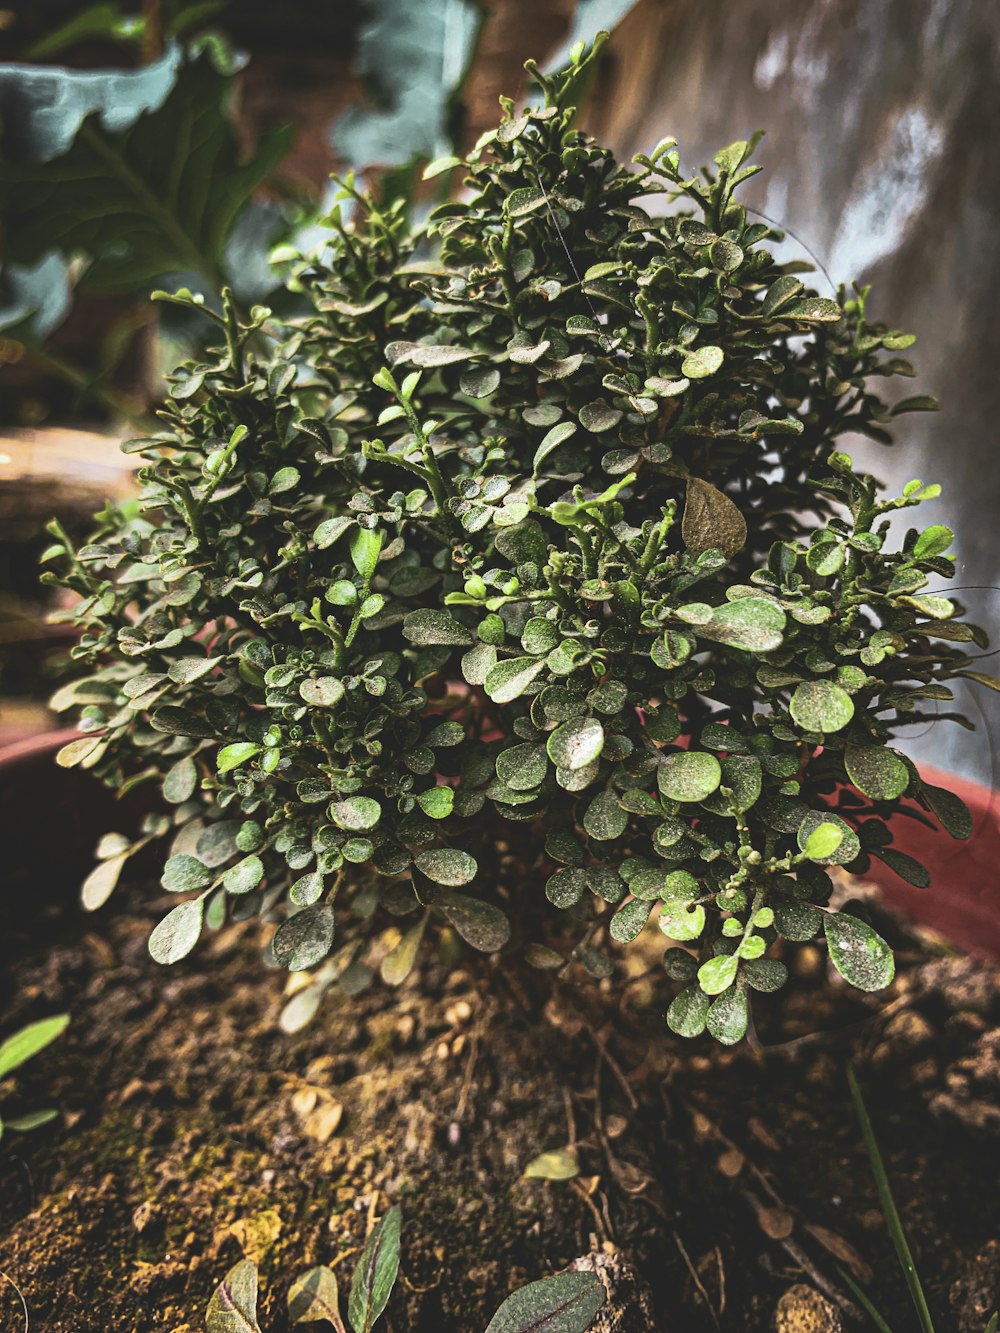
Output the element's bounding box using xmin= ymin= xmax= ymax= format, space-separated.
xmin=0 ymin=0 xmax=637 ymax=729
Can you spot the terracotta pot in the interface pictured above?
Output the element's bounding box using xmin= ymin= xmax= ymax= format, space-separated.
xmin=3 ymin=730 xmax=998 ymax=956
xmin=870 ymin=765 xmax=1000 ymax=959
xmin=0 ymin=729 xmax=150 ymax=922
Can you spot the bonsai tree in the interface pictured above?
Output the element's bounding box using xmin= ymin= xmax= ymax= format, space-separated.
xmin=46 ymin=36 xmax=993 ymax=1045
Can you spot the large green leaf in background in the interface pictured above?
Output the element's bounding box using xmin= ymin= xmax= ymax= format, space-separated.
xmin=331 ymin=0 xmax=481 ymax=169
xmin=0 ymin=48 xmax=292 ymax=292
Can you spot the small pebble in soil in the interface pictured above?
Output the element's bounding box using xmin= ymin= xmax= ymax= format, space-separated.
xmin=773 ymin=1284 xmax=844 ymax=1333
xmin=950 ymin=1239 xmax=1000 ymax=1332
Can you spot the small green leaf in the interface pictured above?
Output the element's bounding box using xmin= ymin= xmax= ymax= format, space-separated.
xmin=844 ymin=745 xmax=909 ymax=801
xmin=288 ymin=1265 xmax=340 ymax=1325
xmin=223 ymin=855 xmax=264 ymax=896
xmin=578 ymin=399 xmax=623 ymax=433
xmin=415 ymin=848 xmax=477 ymax=886
xmin=385 ymin=340 xmax=475 ymax=367
xmin=300 ymin=677 xmax=345 ymax=707
xmin=330 ymin=797 xmax=381 ymax=832
xmin=824 ymin=912 xmax=895 ymax=991
xmin=485 ymin=1272 xmax=605 ymax=1333
xmin=439 ymin=894 xmax=510 ymax=951
xmin=380 ymin=916 xmax=427 ymax=985
xmin=533 ymin=420 xmax=576 ymax=472
xmin=762 ymin=274 xmax=804 ymax=315
xmin=149 ymin=898 xmax=204 ymax=965
xmin=923 ymin=783 xmax=972 ymax=839
xmin=523 ymin=1148 xmax=579 ymax=1180
xmin=873 ymin=847 xmax=931 ymax=888
xmin=667 ymin=986 xmax=710 ymax=1038
xmin=164 ymin=754 xmax=199 ymax=803
xmin=150 ymin=706 xmax=218 ymax=738
xmin=459 ymin=365 xmax=501 ymax=397
xmin=484 ymin=656 xmax=546 ymax=703
xmin=785 ymin=296 xmax=843 ymax=322
xmin=707 ymin=985 xmax=748 ymax=1044
xmin=348 ymin=1205 xmax=402 ymax=1333
xmin=81 ymin=852 xmax=128 ymax=911
xmin=913 ymin=524 xmax=953 ymax=559
xmin=790 ymin=680 xmax=855 ymax=733
xmin=162 ymin=854 xmax=212 ymax=892
xmin=168 ymin=654 xmax=222 ymax=684
xmin=609 ymin=898 xmax=652 ymax=942
xmin=350 ymin=526 xmax=384 ymax=580
xmin=661 ymin=901 xmax=709 ymax=943
xmin=403 ymin=609 xmax=473 ymax=646
xmin=546 ymin=716 xmax=604 ymax=771
xmin=417 ymin=785 xmax=454 ymax=819
xmin=961 ymin=671 xmax=1000 ymax=693
xmin=207 ymin=1258 xmax=262 ymax=1333
xmin=217 ymin=742 xmax=261 ymax=774
xmin=681 ymin=345 xmax=724 ymax=378
xmin=0 ymin=1014 xmax=69 ymax=1080
xmin=797 ymin=812 xmax=860 ymax=865
xmin=774 ymin=901 xmax=822 ymax=941
xmin=496 ymin=744 xmax=548 ymax=791
xmin=804 ymin=822 xmax=843 ymax=860
xmin=272 ymin=904 xmax=335 ymax=971
xmin=698 ymin=953 xmax=739 ymax=995
xmin=422 ymin=154 xmax=463 ymax=179
xmin=314 ymin=515 xmax=353 ymax=549
xmin=698 ymin=597 xmax=785 ymax=652
xmin=657 ymin=751 xmax=722 ymax=803
xmin=583 ymin=789 xmax=627 ymax=841
xmin=5 ymin=1108 xmax=59 ymax=1133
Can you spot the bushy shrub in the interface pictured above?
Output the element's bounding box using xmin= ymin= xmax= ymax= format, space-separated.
xmin=46 ymin=37 xmax=992 ymax=1044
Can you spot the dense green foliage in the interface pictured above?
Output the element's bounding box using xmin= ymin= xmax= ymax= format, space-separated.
xmin=47 ymin=38 xmax=992 ymax=1044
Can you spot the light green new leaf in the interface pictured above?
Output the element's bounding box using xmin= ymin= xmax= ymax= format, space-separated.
xmin=0 ymin=1014 xmax=69 ymax=1081
xmin=217 ymin=742 xmax=261 ymax=774
xmin=697 ymin=953 xmax=738 ymax=995
xmin=523 ymin=1148 xmax=579 ymax=1180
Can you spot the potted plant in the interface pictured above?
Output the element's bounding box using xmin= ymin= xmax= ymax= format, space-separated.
xmin=6 ymin=35 xmax=999 ymax=1331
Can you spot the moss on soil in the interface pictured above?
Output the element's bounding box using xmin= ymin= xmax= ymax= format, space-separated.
xmin=1 ymin=883 xmax=999 ymax=1331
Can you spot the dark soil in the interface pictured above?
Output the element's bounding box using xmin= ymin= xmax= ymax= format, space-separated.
xmin=1 ymin=880 xmax=998 ymax=1333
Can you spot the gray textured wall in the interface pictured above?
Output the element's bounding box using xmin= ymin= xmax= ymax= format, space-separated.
xmin=589 ymin=0 xmax=1000 ymax=783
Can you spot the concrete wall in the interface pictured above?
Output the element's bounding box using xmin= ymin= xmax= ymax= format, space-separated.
xmin=585 ymin=0 xmax=1000 ymax=782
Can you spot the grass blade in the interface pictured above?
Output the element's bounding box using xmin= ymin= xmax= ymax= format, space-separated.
xmin=847 ymin=1063 xmax=935 ymax=1333
xmin=835 ymin=1264 xmax=896 ymax=1333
